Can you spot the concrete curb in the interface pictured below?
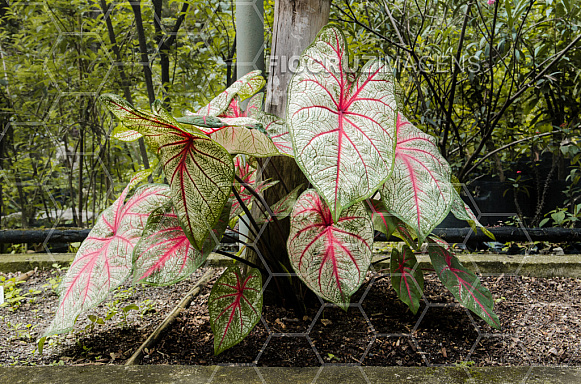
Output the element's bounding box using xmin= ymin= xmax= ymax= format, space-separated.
xmin=0 ymin=366 xmax=580 ymax=383
xmin=2 ymin=252 xmax=581 ymax=278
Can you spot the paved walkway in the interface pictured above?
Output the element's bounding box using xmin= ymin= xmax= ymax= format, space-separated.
xmin=1 ymin=366 xmax=580 ymax=383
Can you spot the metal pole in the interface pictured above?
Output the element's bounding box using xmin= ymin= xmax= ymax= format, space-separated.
xmin=236 ymin=0 xmax=264 ymax=255
xmin=236 ymin=0 xmax=265 ymax=77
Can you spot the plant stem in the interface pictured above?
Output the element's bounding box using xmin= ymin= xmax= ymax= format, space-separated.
xmin=231 ymin=187 xmax=261 ymax=236
xmin=213 ymin=249 xmax=265 ymax=272
xmin=234 ymin=174 xmax=286 ymax=244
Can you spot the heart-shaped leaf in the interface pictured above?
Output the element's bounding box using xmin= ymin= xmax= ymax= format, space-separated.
xmin=390 ymin=245 xmax=424 ymax=314
xmin=287 ymin=189 xmax=373 ymax=309
xmin=132 ymin=200 xmax=231 ymax=286
xmin=244 ymin=93 xmax=293 ymax=157
xmin=208 ymin=266 xmax=263 ymax=355
xmin=381 ymin=113 xmax=454 ymax=244
xmin=197 ymin=70 xmax=265 ymax=116
xmin=450 ymin=189 xmax=495 ymax=240
xmin=287 ymin=26 xmax=399 ymax=221
xmin=44 ymin=178 xmax=170 ymax=336
xmin=428 ymin=239 xmax=500 ymax=329
xmin=101 ymin=94 xmax=235 ymax=251
xmin=256 ymin=184 xmax=304 ymax=224
xmin=154 ymin=110 xmax=233 ymax=251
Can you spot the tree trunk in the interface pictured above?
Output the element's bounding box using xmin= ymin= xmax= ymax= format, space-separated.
xmin=256 ymin=0 xmax=330 ymax=309
xmin=265 ymin=0 xmax=330 ymax=117
xmin=261 ymin=0 xmax=330 ymax=252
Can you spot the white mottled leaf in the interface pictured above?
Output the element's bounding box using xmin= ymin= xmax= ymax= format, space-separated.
xmin=44 ymin=181 xmax=170 ymax=336
xmin=381 ymin=113 xmax=454 ymax=244
xmin=287 ymin=26 xmax=399 ymax=221
xmin=287 ymin=189 xmax=373 ymax=309
xmin=101 ymin=94 xmax=234 ymax=251
xmin=133 ymin=201 xmax=231 ymax=286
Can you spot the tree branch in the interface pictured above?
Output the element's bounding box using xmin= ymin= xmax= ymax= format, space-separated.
xmin=459 ymin=32 xmax=581 ymax=180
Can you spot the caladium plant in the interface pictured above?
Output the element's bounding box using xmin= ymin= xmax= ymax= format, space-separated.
xmin=43 ymin=24 xmax=500 ymax=357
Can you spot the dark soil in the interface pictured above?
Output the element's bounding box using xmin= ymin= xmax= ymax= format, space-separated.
xmin=1 ymin=266 xmax=580 ymax=367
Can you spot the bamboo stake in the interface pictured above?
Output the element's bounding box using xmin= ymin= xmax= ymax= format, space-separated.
xmin=124 ymin=269 xmax=216 ymax=365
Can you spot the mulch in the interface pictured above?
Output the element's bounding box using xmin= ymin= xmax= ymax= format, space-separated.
xmin=0 ymin=265 xmax=580 ymax=367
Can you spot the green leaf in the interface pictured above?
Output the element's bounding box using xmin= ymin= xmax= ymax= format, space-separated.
xmin=364 ymin=198 xmax=397 ymax=238
xmin=122 ymin=304 xmax=139 ymax=313
xmin=256 ymin=184 xmax=304 ymax=224
xmin=450 ymin=189 xmax=495 ymax=240
xmin=37 ymin=337 xmax=46 ymax=354
xmin=428 ymin=239 xmax=500 ymax=329
xmin=390 ymin=246 xmax=424 ymax=314
xmin=208 ymin=266 xmax=263 ymax=355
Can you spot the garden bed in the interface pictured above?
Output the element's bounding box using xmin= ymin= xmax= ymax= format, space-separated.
xmin=1 ymin=265 xmax=580 ymax=367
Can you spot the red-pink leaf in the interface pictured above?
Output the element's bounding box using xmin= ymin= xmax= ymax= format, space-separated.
xmin=428 ymin=239 xmax=500 ymax=329
xmin=208 ymin=266 xmax=263 ymax=355
xmin=44 ymin=180 xmax=171 ymax=336
xmin=381 ymin=113 xmax=454 ymax=244
xmin=287 ymin=189 xmax=373 ymax=309
xmin=287 ymin=26 xmax=399 ymax=221
xmin=390 ymin=245 xmax=424 ymax=314
xmin=132 ymin=201 xmax=231 ymax=286
xmin=229 ymin=156 xmax=278 ymax=219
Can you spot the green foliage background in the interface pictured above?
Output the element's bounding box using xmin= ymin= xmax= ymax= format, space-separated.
xmin=1 ymin=0 xmax=580 ymax=232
